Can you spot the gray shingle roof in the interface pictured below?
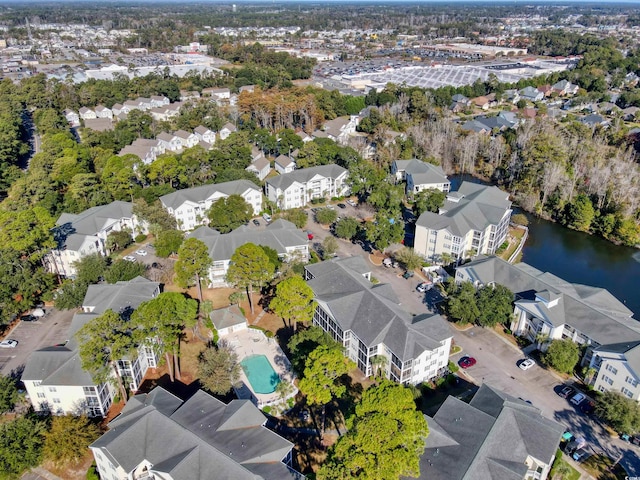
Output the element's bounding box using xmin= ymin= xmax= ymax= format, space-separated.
xmin=306 ymin=257 xmax=451 ymax=361
xmin=188 ymin=219 xmax=308 ymax=262
xmin=56 ymin=201 xmax=133 ymax=235
xmin=82 ymin=276 xmax=160 ymax=315
xmin=415 ymin=384 xmax=563 ymax=480
xmin=394 ymin=159 xmax=448 ymax=185
xmin=209 ymin=305 xmax=246 ymax=330
xmin=91 ymin=387 xmax=300 ymax=480
xmin=416 ymin=182 xmax=511 ymax=237
xmin=457 ymin=256 xmax=639 ymax=346
xmin=23 ymin=277 xmax=159 ymax=385
xmin=265 ymin=164 xmax=347 ymax=192
xmin=160 ymin=180 xmax=260 ymax=210
xmin=275 ymin=154 xmax=294 ymax=167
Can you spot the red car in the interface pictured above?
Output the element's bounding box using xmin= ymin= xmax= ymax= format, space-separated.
xmin=307 ymin=231 xmax=314 ymax=240
xmin=458 ymin=356 xmax=477 ymax=369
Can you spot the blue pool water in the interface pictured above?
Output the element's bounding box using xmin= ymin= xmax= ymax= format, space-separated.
xmin=240 ymin=354 xmax=280 ymax=394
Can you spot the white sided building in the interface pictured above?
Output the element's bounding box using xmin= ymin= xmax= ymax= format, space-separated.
xmin=189 ymin=219 xmax=309 ymax=285
xmin=305 ymin=256 xmax=452 ymax=385
xmin=160 ymin=180 xmax=263 ymax=231
xmin=46 ymin=201 xmax=147 ymax=278
xmin=414 ymin=182 xmax=512 ymax=263
xmin=265 ymin=164 xmax=349 ymax=210
xmin=22 ymin=277 xmax=161 ymax=417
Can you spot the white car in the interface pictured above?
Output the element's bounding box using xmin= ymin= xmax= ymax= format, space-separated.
xmin=346 ymin=199 xmax=357 ymax=207
xmin=416 ymin=282 xmax=431 ymax=293
xmin=570 ymin=393 xmax=587 ymax=405
xmin=135 ymin=249 xmax=147 ymax=256
xmin=0 ymin=339 xmax=18 ymax=348
xmin=519 ymin=358 xmax=536 ymax=370
xmin=123 ymin=255 xmax=136 ymax=262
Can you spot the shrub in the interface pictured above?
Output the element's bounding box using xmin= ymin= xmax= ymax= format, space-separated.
xmin=511 ymin=213 xmax=529 ymax=226
xmin=448 ymin=361 xmax=459 ymax=374
xmin=262 ymin=406 xmax=272 ymax=414
xmin=86 ymin=463 xmax=100 ymax=480
xmin=135 ymin=234 xmax=147 ymax=243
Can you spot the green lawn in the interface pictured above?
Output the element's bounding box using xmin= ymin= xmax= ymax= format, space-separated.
xmin=549 ymin=450 xmax=580 ymax=480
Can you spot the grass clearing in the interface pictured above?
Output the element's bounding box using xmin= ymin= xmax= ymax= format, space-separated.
xmin=581 ymin=454 xmax=627 ymax=480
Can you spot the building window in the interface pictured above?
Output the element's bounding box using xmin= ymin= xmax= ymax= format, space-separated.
xmin=37 ymin=392 xmax=45 ymax=399
xmin=48 ymin=387 xmax=57 ymax=393
xmin=621 ymin=387 xmax=634 ymax=398
xmin=625 ymin=376 xmax=639 ymax=387
xmin=602 ymin=374 xmax=614 ymax=386
xmin=53 ymin=398 xmax=61 ymax=404
xmin=606 ymin=364 xmax=618 ymax=375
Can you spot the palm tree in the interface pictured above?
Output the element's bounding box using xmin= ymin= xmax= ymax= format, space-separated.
xmin=370 ymin=355 xmax=388 ymax=379
xmin=535 ymin=333 xmax=550 ymax=351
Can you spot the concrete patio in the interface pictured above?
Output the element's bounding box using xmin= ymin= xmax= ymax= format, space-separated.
xmin=225 ymin=328 xmax=297 ymax=411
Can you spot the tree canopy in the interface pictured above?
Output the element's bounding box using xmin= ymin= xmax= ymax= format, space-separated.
xmin=318 ymin=381 xmax=428 ymax=480
xmin=75 ymin=309 xmax=134 ymax=401
xmin=413 ymin=188 xmax=446 ymax=216
xmin=132 ymin=292 xmax=198 ymax=382
xmin=43 ymin=415 xmax=101 ymax=466
xmin=175 ymin=238 xmax=212 ymax=302
xmin=206 ymin=194 xmax=253 ymax=233
xmin=270 ymin=276 xmax=315 ymax=331
xmin=0 ymin=375 xmax=18 ymax=414
xmin=226 ymin=243 xmax=274 ymax=314
xmin=334 ymin=216 xmax=360 ymax=240
xmin=288 ymin=326 xmax=341 ymax=376
xmin=542 ymin=339 xmax=580 ymax=374
xmin=595 ymin=390 xmax=640 ymax=434
xmin=445 ymin=281 xmax=480 ymax=324
xmin=197 ymin=343 xmax=241 ymax=395
xmin=0 ymin=416 xmax=46 ymax=478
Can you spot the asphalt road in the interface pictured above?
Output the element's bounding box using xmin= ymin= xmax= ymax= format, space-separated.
xmin=0 ymin=308 xmax=74 ymax=378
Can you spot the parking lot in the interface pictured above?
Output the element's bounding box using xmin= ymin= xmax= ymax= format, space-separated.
xmin=0 ymin=308 xmax=74 ymax=378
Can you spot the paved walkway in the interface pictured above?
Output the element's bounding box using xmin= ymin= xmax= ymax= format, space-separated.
xmin=22 ymin=468 xmax=63 ymax=480
xmin=252 ymin=309 xmax=267 ymax=326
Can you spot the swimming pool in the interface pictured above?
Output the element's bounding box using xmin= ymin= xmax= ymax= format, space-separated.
xmin=240 ymin=354 xmax=280 ymax=394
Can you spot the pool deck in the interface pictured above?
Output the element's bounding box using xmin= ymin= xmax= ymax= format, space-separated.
xmin=225 ymin=328 xmax=297 ymax=409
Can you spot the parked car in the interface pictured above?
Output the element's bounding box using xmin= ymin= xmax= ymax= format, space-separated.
xmin=263 ymin=213 xmax=272 ymax=223
xmin=123 ymin=255 xmax=136 ymax=262
xmin=0 ymin=339 xmax=18 ymax=348
xmin=346 ymin=199 xmax=357 ymax=207
xmin=581 ymin=399 xmax=596 ymax=415
xmin=518 ymin=358 xmax=536 ymax=371
xmin=458 ymin=356 xmax=476 ymax=369
xmin=402 ymin=270 xmax=414 ymax=279
xmin=252 ymin=219 xmax=260 ymax=226
xmin=337 ymin=203 xmax=346 ymax=209
xmin=21 ymin=314 xmax=37 ymax=322
xmin=558 ymin=385 xmax=576 ymax=399
xmin=570 ymin=392 xmax=587 ymax=405
xmin=383 ymin=258 xmax=393 ymax=267
xmin=565 ymin=436 xmax=586 ymax=454
xmin=135 ymin=249 xmax=147 ymax=256
xmin=417 ymin=282 xmax=431 ymax=293
xmin=572 ymin=447 xmax=591 ymax=462
xmin=307 ymin=231 xmax=314 ymax=240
